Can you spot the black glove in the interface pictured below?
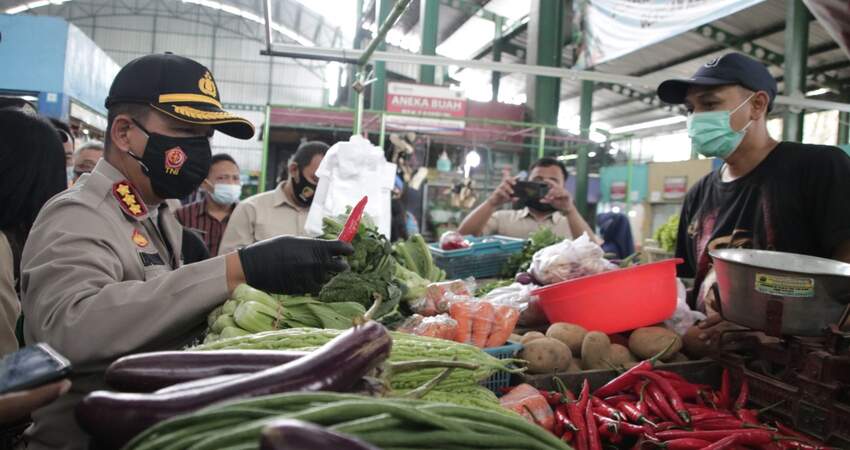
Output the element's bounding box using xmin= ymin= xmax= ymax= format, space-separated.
xmin=238 ymin=236 xmax=354 ymax=294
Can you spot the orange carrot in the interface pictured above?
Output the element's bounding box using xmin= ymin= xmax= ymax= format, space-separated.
xmin=450 ymin=301 xmax=473 ymax=344
xmin=485 ymin=305 xmax=520 ymax=348
xmin=470 ymin=301 xmax=496 ymax=348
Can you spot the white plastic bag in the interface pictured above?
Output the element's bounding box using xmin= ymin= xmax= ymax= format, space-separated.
xmin=665 ymin=278 xmax=706 ymax=335
xmin=529 ymin=232 xmax=616 ymax=285
xmin=305 ymin=135 xmax=397 ymax=237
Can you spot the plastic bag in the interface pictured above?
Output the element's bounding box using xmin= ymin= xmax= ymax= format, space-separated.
xmin=499 ymin=384 xmax=555 ymax=431
xmin=664 ymin=278 xmax=706 ymax=335
xmin=447 ymin=298 xmax=521 ymax=348
xmin=482 ymin=282 xmax=543 ymax=328
xmin=410 ymin=279 xmax=474 ymax=316
xmin=398 ymin=314 xmax=458 ymax=341
xmin=529 ymin=232 xmax=617 ymax=285
xmin=305 ymin=136 xmax=397 ymax=237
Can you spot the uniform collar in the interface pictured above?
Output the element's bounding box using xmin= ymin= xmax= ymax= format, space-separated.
xmin=518 ymin=206 xmax=557 ymax=221
xmin=94 ymin=160 xmax=155 ymax=222
xmin=273 ymin=181 xmax=303 ymax=210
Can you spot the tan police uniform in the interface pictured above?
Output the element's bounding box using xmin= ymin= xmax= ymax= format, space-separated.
xmin=21 ymin=159 xmax=230 ymax=450
xmin=482 ymin=207 xmax=574 ymax=240
xmin=218 ymin=182 xmax=309 ymax=254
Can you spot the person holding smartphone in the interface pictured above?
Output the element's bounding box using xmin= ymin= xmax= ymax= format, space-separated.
xmin=458 ymin=157 xmax=598 ymax=241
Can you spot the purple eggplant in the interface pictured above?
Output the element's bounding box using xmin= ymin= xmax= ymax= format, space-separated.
xmin=76 ymin=321 xmax=392 ymax=450
xmin=515 ymin=272 xmax=533 ymax=285
xmin=105 ymin=350 xmax=308 ymax=392
xmin=259 ymin=418 xmax=379 ymax=450
xmin=154 ymin=374 xmax=249 ymax=395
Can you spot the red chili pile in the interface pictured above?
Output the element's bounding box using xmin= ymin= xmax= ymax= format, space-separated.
xmin=500 ymin=358 xmax=834 ymax=449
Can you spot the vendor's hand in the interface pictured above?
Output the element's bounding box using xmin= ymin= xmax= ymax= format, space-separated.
xmin=238 ymin=236 xmax=353 ymax=294
xmin=488 ymin=177 xmax=518 ymax=207
xmin=539 ymin=179 xmax=575 ymax=214
xmin=0 ymin=379 xmax=71 ymax=425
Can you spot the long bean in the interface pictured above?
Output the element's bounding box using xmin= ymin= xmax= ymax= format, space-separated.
xmin=418 ymin=404 xmax=568 ymax=450
xmin=358 ymin=430 xmax=555 ymax=450
xmin=329 ymin=413 xmax=405 ymax=434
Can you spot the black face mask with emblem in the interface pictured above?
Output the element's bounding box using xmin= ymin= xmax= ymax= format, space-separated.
xmin=291 ymin=167 xmax=317 ymax=206
xmin=129 ymin=119 xmax=212 ymax=199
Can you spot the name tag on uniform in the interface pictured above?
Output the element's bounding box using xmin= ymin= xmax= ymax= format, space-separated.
xmin=139 ymin=252 xmax=166 ymax=267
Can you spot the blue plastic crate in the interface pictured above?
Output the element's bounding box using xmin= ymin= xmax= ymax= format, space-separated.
xmin=482 ymin=341 xmax=523 ymax=394
xmin=429 ymin=235 xmax=525 ymax=279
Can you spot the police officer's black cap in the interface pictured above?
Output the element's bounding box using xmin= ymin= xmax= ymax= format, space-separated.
xmin=105 ymin=53 xmax=255 ymax=139
xmin=657 ymin=53 xmax=778 ymax=111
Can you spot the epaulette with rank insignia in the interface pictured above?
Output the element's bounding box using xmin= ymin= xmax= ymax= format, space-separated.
xmin=112 ymin=181 xmax=148 ymax=219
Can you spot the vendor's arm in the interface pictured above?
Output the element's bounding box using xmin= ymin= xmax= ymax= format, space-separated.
xmin=218 ymin=201 xmax=256 ymax=255
xmin=540 ymin=180 xmax=600 ymax=243
xmin=457 ymin=177 xmax=517 ymax=236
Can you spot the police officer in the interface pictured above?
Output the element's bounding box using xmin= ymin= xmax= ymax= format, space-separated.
xmin=20 ymin=54 xmax=352 ymax=449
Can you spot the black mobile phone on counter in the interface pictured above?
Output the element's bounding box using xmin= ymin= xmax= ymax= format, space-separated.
xmin=514 ymin=181 xmax=550 ymax=200
xmin=0 ymin=343 xmax=71 ymax=393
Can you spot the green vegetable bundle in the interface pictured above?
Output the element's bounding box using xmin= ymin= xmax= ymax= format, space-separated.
xmin=204 ymin=285 xmax=365 ymax=343
xmin=393 ymin=234 xmax=446 ymax=282
xmin=501 ymin=227 xmax=560 ymax=277
xmin=125 ymin=392 xmax=570 ymax=450
xmin=653 ymin=214 xmax=680 ymax=253
xmin=193 ymin=328 xmax=517 ymax=392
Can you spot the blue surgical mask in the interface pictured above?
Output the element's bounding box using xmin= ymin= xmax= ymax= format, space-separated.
xmin=66 ymin=166 xmax=75 ymax=184
xmin=687 ymin=93 xmax=754 ymax=159
xmin=210 ymin=183 xmax=241 ymax=205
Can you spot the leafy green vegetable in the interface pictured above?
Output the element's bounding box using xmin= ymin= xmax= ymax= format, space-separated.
xmin=395 ymin=263 xmax=429 ymax=301
xmin=318 ymin=271 xmax=401 ymax=318
xmin=476 ymin=278 xmax=514 ymax=296
xmin=653 ymin=214 xmax=680 ymax=253
xmin=392 ymin=234 xmax=444 ymax=282
xmin=500 ymin=227 xmax=561 ymax=277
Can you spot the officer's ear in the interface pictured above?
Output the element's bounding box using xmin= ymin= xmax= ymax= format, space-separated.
xmin=109 ymin=114 xmax=134 ymax=153
xmin=288 ymin=162 xmax=300 ymax=181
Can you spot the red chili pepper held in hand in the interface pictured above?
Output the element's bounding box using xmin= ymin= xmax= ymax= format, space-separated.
xmin=338 ymin=196 xmax=368 ymax=242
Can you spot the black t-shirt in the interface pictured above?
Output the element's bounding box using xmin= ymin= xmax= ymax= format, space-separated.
xmin=676 ymin=142 xmax=850 ymax=296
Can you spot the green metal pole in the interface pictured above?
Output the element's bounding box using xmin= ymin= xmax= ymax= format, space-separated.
xmin=839 ymin=104 xmax=850 ymax=145
xmin=348 ymin=0 xmax=364 ymax=109
xmin=529 ymin=0 xmax=562 ymax=126
xmin=782 ymin=0 xmax=809 ymax=142
xmin=259 ymin=104 xmax=271 ymax=192
xmin=419 ymin=0 xmax=439 ymax=84
xmin=379 ymin=112 xmax=387 ymax=147
xmin=576 ymin=80 xmax=593 ymax=218
xmin=369 ymin=0 xmax=393 ymax=111
xmin=537 ymin=126 xmax=546 ymax=158
xmin=491 ymin=16 xmax=504 ymax=101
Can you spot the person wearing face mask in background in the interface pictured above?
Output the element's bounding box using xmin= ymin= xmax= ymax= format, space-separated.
xmin=19 ymin=54 xmax=352 ymax=450
xmin=656 ymin=53 xmax=850 ymax=350
xmin=49 ymin=118 xmax=76 ymax=187
xmin=457 ymin=156 xmax=599 ymax=242
xmin=218 ymin=141 xmax=328 ymax=254
xmin=71 ymin=140 xmax=104 ymax=183
xmin=175 ymin=153 xmax=241 ymax=256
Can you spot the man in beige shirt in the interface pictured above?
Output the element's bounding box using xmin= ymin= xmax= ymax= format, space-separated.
xmin=219 ymin=141 xmax=328 ymax=253
xmin=458 ymin=157 xmax=598 ymax=241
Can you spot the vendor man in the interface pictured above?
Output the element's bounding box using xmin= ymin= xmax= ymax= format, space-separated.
xmin=21 ymin=54 xmax=351 ymax=450
xmin=657 ymin=53 xmax=850 ymax=324
xmin=458 ymin=156 xmax=597 ymax=241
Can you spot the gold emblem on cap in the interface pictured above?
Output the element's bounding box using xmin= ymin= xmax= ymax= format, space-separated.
xmin=172 ymin=105 xmax=236 ymax=121
xmin=198 ymin=71 xmax=218 ymax=98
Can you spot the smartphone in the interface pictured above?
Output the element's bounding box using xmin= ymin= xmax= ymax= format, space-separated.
xmin=513 ymin=180 xmax=550 ymax=200
xmin=0 ymin=343 xmax=72 ymax=394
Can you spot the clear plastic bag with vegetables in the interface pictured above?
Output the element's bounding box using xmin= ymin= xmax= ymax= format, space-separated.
xmin=529 ymin=232 xmax=617 ymax=285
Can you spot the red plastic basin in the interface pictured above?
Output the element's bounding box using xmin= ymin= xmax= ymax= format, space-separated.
xmin=532 ymin=259 xmax=682 ymax=334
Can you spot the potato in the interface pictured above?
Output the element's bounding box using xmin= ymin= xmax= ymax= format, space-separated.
xmin=581 ymin=331 xmax=611 ymax=370
xmin=608 ymin=343 xmax=637 ymax=367
xmin=520 ymin=331 xmax=546 ymax=346
xmin=546 ymin=323 xmax=588 ymax=356
xmin=628 ymin=327 xmax=682 ymax=361
xmin=566 ymin=358 xmax=582 ymax=373
xmin=518 ymin=337 xmax=572 ymax=374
